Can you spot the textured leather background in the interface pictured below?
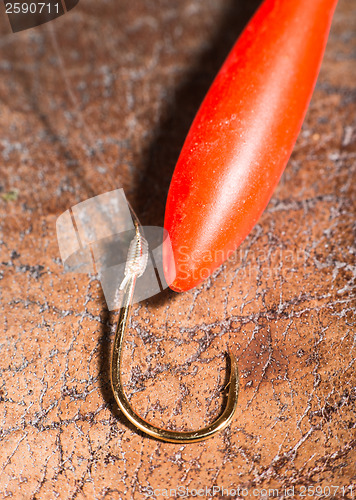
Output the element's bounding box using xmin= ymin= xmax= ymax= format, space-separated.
xmin=0 ymin=0 xmax=355 ymax=498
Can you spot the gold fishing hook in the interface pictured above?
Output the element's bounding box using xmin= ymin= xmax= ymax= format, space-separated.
xmin=110 ymin=220 xmax=239 ymax=443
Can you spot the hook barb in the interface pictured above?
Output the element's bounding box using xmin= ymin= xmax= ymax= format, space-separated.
xmin=110 ymin=221 xmax=239 ymax=443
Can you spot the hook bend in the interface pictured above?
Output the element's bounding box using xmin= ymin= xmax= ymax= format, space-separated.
xmin=110 ymin=272 xmax=239 ymax=443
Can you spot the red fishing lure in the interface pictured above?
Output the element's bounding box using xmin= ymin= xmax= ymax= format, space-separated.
xmin=164 ymin=0 xmax=338 ymax=292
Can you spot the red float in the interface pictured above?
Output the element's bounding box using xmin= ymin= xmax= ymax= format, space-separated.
xmin=163 ymin=0 xmax=338 ymax=292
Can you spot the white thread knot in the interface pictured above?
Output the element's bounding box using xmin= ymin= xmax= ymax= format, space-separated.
xmin=119 ymin=232 xmax=149 ymax=291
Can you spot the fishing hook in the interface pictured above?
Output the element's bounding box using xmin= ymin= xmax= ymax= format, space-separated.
xmin=110 ymin=219 xmax=239 ymax=443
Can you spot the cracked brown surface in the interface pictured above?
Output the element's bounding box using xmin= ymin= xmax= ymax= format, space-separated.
xmin=0 ymin=0 xmax=355 ymax=498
